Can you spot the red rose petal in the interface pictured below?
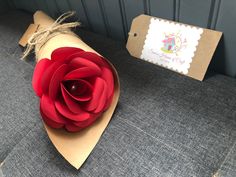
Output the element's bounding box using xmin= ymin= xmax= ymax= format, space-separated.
xmin=69 ymin=57 xmax=101 ymax=73
xmin=103 ymin=92 xmax=114 ymax=110
xmin=101 ymin=67 xmax=114 ymax=98
xmin=40 ymin=106 xmax=64 ymax=128
xmin=64 ymin=113 xmax=100 ymax=131
xmin=41 ymin=61 xmax=63 ymax=94
xmin=94 ymin=80 xmax=108 ymax=113
xmin=51 ymin=47 xmax=83 ymax=62
xmin=73 ymin=113 xmax=99 ymax=128
xmin=61 ymin=84 xmax=85 ymax=114
xmin=83 ymin=77 xmax=105 ymax=111
xmin=55 ymin=98 xmax=90 ymax=121
xmin=64 ymin=67 xmax=101 ymax=80
xmin=40 ymin=95 xmax=66 ymax=124
xmin=32 ymin=59 xmax=52 ymax=97
xmin=67 ymin=51 xmax=106 ymax=67
xmin=49 ymin=64 xmax=68 ymax=100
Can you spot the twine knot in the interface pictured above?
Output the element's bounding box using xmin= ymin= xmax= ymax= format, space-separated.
xmin=22 ymin=11 xmax=80 ymax=59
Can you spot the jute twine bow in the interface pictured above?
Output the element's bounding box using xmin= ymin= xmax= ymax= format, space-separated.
xmin=22 ymin=11 xmax=80 ymax=59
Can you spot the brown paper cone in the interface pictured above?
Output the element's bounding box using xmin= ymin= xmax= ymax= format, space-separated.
xmin=33 ymin=11 xmax=120 ymax=169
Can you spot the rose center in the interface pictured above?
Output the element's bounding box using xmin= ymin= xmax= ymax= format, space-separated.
xmin=63 ymin=79 xmax=92 ymax=101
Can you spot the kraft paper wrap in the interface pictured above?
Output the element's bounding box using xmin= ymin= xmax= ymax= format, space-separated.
xmin=33 ymin=11 xmax=120 ymax=169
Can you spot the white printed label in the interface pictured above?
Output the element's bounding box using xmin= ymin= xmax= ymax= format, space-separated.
xmin=141 ymin=18 xmax=203 ymax=74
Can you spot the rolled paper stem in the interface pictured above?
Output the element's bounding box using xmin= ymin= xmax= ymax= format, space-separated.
xmin=33 ymin=11 xmax=120 ymax=169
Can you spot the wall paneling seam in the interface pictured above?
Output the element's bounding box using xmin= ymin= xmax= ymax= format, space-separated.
xmin=98 ymin=0 xmax=109 ymax=37
xmin=144 ymin=0 xmax=150 ymax=15
xmin=207 ymin=0 xmax=216 ymax=29
xmin=119 ymin=0 xmax=128 ymax=39
xmin=80 ymin=0 xmax=92 ymax=30
xmin=174 ymin=0 xmax=180 ymax=21
xmin=210 ymin=0 xmax=222 ymax=29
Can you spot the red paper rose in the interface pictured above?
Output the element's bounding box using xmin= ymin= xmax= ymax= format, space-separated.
xmin=32 ymin=47 xmax=115 ymax=132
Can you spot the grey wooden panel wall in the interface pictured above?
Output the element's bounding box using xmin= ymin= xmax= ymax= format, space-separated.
xmin=2 ymin=0 xmax=236 ymax=78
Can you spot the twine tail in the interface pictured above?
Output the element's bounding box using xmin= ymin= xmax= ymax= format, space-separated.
xmin=22 ymin=43 xmax=34 ymax=59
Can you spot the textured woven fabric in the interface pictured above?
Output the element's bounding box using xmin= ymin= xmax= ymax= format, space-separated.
xmin=217 ymin=143 xmax=236 ymax=176
xmin=0 ymin=51 xmax=39 ymax=162
xmin=0 ymin=168 xmax=3 ymax=177
xmin=0 ymin=10 xmax=38 ymax=162
xmin=0 ymin=10 xmax=236 ymax=177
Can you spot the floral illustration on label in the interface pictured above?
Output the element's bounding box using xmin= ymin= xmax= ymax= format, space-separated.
xmin=161 ymin=32 xmax=187 ymax=56
xmin=141 ymin=18 xmax=203 ymax=75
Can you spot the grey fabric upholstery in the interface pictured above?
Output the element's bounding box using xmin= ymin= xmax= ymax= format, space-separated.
xmin=0 ymin=51 xmax=39 ymax=161
xmin=0 ymin=11 xmax=39 ymax=162
xmin=218 ymin=143 xmax=236 ymax=177
xmin=0 ymin=10 xmax=236 ymax=177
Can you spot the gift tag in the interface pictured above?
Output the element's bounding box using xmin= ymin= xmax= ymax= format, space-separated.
xmin=127 ymin=15 xmax=222 ymax=81
xmin=19 ymin=24 xmax=39 ymax=47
